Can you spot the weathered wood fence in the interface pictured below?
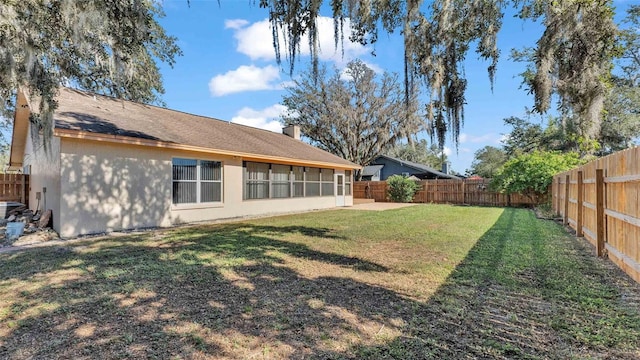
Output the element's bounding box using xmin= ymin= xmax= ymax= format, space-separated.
xmin=354 ymin=179 xmax=538 ymax=207
xmin=553 ymin=146 xmax=640 ymax=282
xmin=0 ymin=174 xmax=29 ymax=205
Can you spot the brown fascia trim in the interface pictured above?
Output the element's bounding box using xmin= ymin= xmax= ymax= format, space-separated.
xmin=8 ymin=89 xmax=31 ymax=170
xmin=54 ymin=128 xmax=362 ymax=170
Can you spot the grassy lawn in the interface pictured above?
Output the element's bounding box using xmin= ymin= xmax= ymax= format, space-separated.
xmin=1 ymin=205 xmax=639 ymax=359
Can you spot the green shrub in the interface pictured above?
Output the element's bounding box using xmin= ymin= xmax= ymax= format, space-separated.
xmin=387 ymin=175 xmax=420 ymax=203
xmin=491 ymin=151 xmax=584 ymax=203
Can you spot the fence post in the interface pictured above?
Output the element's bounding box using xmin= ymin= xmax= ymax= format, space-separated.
xmin=20 ymin=174 xmax=26 ymax=205
xmin=552 ymin=176 xmax=555 ymax=213
xmin=425 ymin=180 xmax=429 ymax=203
xmin=577 ymin=171 xmax=583 ymax=237
xmin=434 ymin=178 xmax=438 ymax=203
xmin=558 ymin=176 xmax=562 ymax=215
xmin=563 ymin=174 xmax=570 ymax=225
xmin=555 ymin=177 xmax=561 ymax=216
xmin=596 ymin=169 xmax=605 ymax=257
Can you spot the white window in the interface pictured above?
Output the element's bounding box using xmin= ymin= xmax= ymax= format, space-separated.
xmin=245 ymin=162 xmax=270 ymax=199
xmin=172 ymin=158 xmax=222 ymax=204
xmin=292 ymin=166 xmax=305 ymax=197
xmin=345 ymin=170 xmax=352 ymax=195
xmin=243 ymin=162 xmax=337 ymax=200
xmin=271 ymin=164 xmax=291 ymax=198
xmin=321 ymin=169 xmax=334 ymax=196
xmin=305 ymin=167 xmax=321 ymax=197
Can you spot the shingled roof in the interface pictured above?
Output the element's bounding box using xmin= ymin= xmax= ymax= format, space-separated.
xmin=50 ymin=88 xmax=358 ymax=168
xmin=375 ymin=155 xmax=460 ymax=180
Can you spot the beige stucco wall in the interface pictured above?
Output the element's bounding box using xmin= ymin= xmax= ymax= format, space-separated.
xmin=23 ymin=126 xmax=62 ymax=231
xmin=59 ymin=138 xmax=173 ymax=238
xmin=58 ymin=138 xmax=352 ymax=238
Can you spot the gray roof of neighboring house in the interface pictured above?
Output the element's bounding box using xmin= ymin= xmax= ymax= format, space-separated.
xmin=375 ymin=155 xmax=461 ymax=179
xmin=52 ymin=88 xmax=359 ymax=168
xmin=362 ymin=165 xmax=384 ymax=177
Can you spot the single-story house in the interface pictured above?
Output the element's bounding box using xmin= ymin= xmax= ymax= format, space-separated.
xmin=361 ymin=155 xmax=460 ymax=181
xmin=360 ymin=164 xmax=384 ymax=181
xmin=9 ymin=88 xmax=360 ymax=238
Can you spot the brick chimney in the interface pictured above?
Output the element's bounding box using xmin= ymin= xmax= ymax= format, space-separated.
xmin=282 ymin=124 xmax=301 ymax=140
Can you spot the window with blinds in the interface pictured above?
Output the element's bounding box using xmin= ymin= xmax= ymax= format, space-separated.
xmin=305 ymin=167 xmax=321 ymax=197
xmin=292 ymin=166 xmax=305 ymax=197
xmin=200 ymin=160 xmax=222 ymax=202
xmin=245 ymin=162 xmax=270 ymax=199
xmin=321 ymin=169 xmax=334 ymax=196
xmin=243 ymin=162 xmax=342 ymax=200
xmin=271 ymin=164 xmax=291 ymax=198
xmin=172 ymin=158 xmax=222 ymax=204
xmin=345 ymin=170 xmax=352 ymax=196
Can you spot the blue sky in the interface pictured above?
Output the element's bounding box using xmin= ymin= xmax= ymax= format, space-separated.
xmin=155 ymin=0 xmax=635 ymax=173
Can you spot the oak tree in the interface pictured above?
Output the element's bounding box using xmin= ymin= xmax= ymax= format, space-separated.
xmin=468 ymin=146 xmax=508 ymax=178
xmin=260 ymin=0 xmax=618 ymax=149
xmin=281 ymin=59 xmax=422 ymax=177
xmin=1 ymin=0 xmax=181 ymax=145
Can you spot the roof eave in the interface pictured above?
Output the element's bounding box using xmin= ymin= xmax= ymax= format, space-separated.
xmin=8 ymin=89 xmax=32 ymax=171
xmin=376 ymin=154 xmax=433 ymax=173
xmin=54 ymin=128 xmax=362 ymax=170
xmin=377 ymin=155 xmax=460 ymax=179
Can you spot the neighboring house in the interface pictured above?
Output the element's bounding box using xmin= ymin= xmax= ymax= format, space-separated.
xmin=361 ymin=155 xmax=461 ymax=181
xmin=9 ymin=88 xmax=360 ymax=238
xmin=360 ymin=165 xmax=383 ymax=181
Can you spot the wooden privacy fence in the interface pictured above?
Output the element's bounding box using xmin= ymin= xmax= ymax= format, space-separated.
xmin=354 ymin=179 xmax=538 ymax=207
xmin=0 ymin=173 xmax=29 ymax=205
xmin=553 ymin=146 xmax=640 ymax=283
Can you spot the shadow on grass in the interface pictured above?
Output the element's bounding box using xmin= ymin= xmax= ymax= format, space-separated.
xmin=1 ymin=210 xmax=639 ymax=359
xmin=335 ymin=208 xmax=640 ymax=359
xmin=0 ymin=222 xmax=393 ymax=358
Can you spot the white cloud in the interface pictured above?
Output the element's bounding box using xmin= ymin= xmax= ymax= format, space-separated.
xmin=231 ymin=104 xmax=288 ymax=133
xmin=224 ymin=19 xmax=249 ymax=30
xmin=208 ymin=65 xmax=282 ymax=96
xmin=228 ymin=17 xmax=369 ymax=65
xmin=440 ymin=147 xmax=452 ymax=156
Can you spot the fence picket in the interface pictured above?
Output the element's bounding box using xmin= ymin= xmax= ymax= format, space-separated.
xmin=553 ymin=147 xmax=640 ymax=282
xmin=0 ymin=174 xmax=29 ymax=206
xmin=354 ymin=179 xmax=539 ymax=207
